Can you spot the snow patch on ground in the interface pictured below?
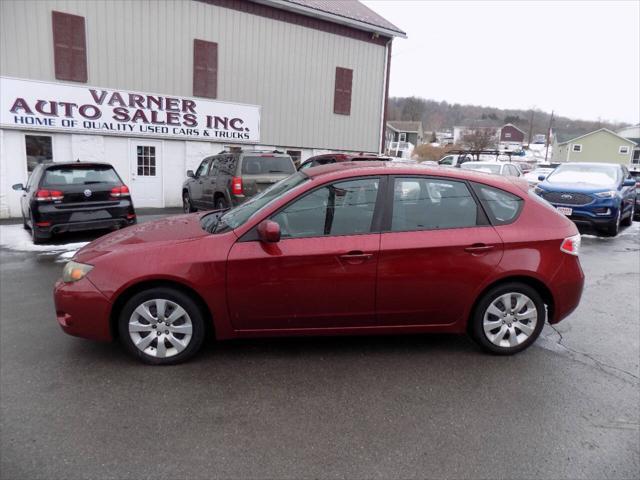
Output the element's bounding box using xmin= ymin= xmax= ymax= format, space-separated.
xmin=0 ymin=224 xmax=88 ymax=260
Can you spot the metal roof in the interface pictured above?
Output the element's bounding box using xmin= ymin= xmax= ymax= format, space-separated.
xmin=260 ymin=0 xmax=406 ymax=37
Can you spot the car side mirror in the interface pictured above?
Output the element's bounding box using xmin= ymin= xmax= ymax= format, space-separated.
xmin=538 ymin=175 xmax=547 ymax=181
xmin=623 ymin=178 xmax=636 ymax=187
xmin=257 ymin=220 xmax=281 ymax=243
xmin=186 ymin=170 xmax=195 ymax=178
xmin=12 ymin=183 xmax=25 ymax=191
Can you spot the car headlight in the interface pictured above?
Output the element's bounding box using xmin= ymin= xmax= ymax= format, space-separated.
xmin=595 ymin=190 xmax=616 ymax=198
xmin=62 ymin=261 xmax=93 ymax=283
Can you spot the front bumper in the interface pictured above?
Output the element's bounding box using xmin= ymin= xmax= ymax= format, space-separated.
xmin=541 ymin=197 xmax=619 ymax=230
xmin=53 ymin=277 xmax=113 ymax=342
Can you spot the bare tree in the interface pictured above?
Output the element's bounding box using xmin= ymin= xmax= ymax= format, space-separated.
xmin=460 ymin=128 xmax=498 ymax=153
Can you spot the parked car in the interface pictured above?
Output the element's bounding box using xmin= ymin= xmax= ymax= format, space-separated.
xmin=460 ymin=161 xmax=523 ymax=177
xmin=438 ymin=153 xmax=474 ymax=167
xmin=524 ymin=167 xmax=555 ymax=187
xmin=298 ymin=153 xmax=391 ymax=170
xmin=630 ymin=170 xmax=640 ymax=220
xmin=182 ymin=150 xmax=296 ymax=212
xmin=12 ymin=162 xmax=136 ymax=244
xmin=55 ymin=162 xmax=584 ymax=364
xmin=535 ymin=162 xmax=636 ymax=236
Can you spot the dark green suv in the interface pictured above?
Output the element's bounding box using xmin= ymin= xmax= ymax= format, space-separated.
xmin=182 ymin=150 xmax=296 ymax=212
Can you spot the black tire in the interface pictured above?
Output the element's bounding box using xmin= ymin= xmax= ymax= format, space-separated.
xmin=22 ymin=213 xmax=28 ymax=230
xmin=604 ymin=207 xmax=622 ymax=236
xmin=30 ymin=213 xmax=50 ymax=244
xmin=118 ymin=287 xmax=206 ymax=365
xmin=621 ymin=203 xmax=633 ymax=227
xmin=470 ymin=282 xmax=546 ymax=355
xmin=215 ymin=196 xmax=228 ymax=210
xmin=183 ymin=192 xmax=196 ymax=213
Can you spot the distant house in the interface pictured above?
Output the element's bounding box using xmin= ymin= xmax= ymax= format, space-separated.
xmin=499 ymin=123 xmax=526 ymax=151
xmin=452 ymin=125 xmax=499 ymax=146
xmin=385 ymin=121 xmax=424 ymax=148
xmin=617 ymin=125 xmax=640 ymax=167
xmin=552 ymin=128 xmax=637 ymax=165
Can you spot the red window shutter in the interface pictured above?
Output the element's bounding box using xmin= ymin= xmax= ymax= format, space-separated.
xmin=193 ymin=39 xmax=218 ymax=99
xmin=334 ymin=67 xmax=353 ymax=115
xmin=52 ymin=11 xmax=87 ymax=82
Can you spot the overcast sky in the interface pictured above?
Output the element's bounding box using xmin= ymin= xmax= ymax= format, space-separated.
xmin=363 ymin=0 xmax=640 ymax=124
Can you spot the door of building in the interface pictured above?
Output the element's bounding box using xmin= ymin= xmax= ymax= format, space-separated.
xmin=129 ymin=141 xmax=163 ymax=207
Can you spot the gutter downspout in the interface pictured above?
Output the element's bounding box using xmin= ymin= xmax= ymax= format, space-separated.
xmin=379 ymin=37 xmax=392 ymax=154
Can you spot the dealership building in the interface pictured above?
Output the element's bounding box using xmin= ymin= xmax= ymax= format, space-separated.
xmin=0 ymin=0 xmax=404 ymax=217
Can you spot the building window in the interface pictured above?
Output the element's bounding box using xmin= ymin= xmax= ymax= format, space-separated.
xmin=572 ymin=144 xmax=582 ymax=153
xmin=504 ymin=132 xmax=512 ymax=138
xmin=25 ymin=135 xmax=53 ymax=173
xmin=619 ymin=146 xmax=630 ymax=154
xmin=333 ymin=67 xmax=353 ymax=115
xmin=193 ymin=39 xmax=218 ymax=99
xmin=52 ymin=11 xmax=87 ymax=82
xmin=399 ymin=133 xmax=407 ymax=142
xmin=286 ymin=150 xmax=302 ymax=167
xmin=137 ymin=146 xmax=156 ymax=176
xmin=633 ymin=150 xmax=640 ymax=163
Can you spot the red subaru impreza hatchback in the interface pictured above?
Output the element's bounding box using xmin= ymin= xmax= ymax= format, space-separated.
xmin=54 ymin=162 xmax=584 ymax=364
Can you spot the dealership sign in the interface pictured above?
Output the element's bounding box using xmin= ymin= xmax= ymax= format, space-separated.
xmin=0 ymin=77 xmax=260 ymax=142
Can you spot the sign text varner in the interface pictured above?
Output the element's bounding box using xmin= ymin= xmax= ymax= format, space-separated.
xmin=0 ymin=77 xmax=260 ymax=142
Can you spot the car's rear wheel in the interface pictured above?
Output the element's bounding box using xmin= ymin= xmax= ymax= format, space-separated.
xmin=215 ymin=197 xmax=228 ymax=210
xmin=118 ymin=287 xmax=206 ymax=365
xmin=621 ymin=203 xmax=633 ymax=227
xmin=470 ymin=282 xmax=545 ymax=355
xmin=183 ymin=192 xmax=196 ymax=213
xmin=29 ymin=213 xmax=50 ymax=244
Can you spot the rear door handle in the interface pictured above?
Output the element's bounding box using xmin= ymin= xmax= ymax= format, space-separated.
xmin=464 ymin=243 xmax=495 ymax=253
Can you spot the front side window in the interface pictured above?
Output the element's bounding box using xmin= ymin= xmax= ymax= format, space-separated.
xmin=391 ymin=177 xmax=478 ymax=232
xmin=195 ymin=158 xmax=211 ymax=177
xmin=473 ymin=183 xmax=523 ymax=225
xmin=272 ymin=178 xmax=379 ymax=238
xmin=439 ymin=156 xmax=454 ymax=166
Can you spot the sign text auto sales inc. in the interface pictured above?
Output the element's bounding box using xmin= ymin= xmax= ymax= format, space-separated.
xmin=0 ymin=77 xmax=261 ymax=142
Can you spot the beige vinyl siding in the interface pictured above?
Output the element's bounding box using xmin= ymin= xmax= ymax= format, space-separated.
xmin=559 ymin=130 xmax=636 ymax=165
xmin=0 ymin=0 xmax=386 ymax=152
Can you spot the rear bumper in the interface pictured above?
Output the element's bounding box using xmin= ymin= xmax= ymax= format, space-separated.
xmin=548 ymin=255 xmax=585 ymax=324
xmin=33 ymin=200 xmax=136 ymax=235
xmin=53 ymin=277 xmax=113 ymax=342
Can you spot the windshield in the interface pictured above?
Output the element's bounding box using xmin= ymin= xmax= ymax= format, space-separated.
xmin=546 ymin=164 xmax=619 ymax=186
xmin=241 ymin=156 xmax=295 ymax=175
xmin=42 ymin=165 xmax=121 ymax=186
xmin=460 ymin=163 xmax=501 ymax=174
xmin=200 ymin=172 xmax=308 ymax=232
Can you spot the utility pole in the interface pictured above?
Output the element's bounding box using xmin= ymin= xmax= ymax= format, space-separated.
xmin=527 ymin=108 xmax=535 ymax=148
xmin=544 ymin=110 xmax=554 ymax=163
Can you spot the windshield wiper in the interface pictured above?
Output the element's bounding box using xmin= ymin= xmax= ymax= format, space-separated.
xmin=269 ymin=170 xmax=287 ymax=173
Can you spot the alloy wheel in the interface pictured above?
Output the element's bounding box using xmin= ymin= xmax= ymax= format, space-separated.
xmin=482 ymin=292 xmax=538 ymax=348
xmin=128 ymin=298 xmax=193 ymax=358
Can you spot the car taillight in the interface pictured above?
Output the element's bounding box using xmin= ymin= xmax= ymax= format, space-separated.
xmin=560 ymin=234 xmax=581 ymax=256
xmin=111 ymin=185 xmax=130 ymax=197
xmin=231 ymin=177 xmax=243 ymax=195
xmin=35 ymin=189 xmax=63 ymax=201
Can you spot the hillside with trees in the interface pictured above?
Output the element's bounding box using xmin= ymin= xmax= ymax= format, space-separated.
xmin=387 ymin=97 xmax=630 ymax=142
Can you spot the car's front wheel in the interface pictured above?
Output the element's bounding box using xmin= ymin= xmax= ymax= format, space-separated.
xmin=470 ymin=282 xmax=545 ymax=355
xmin=183 ymin=192 xmax=196 ymax=213
xmin=118 ymin=287 xmax=206 ymax=365
xmin=604 ymin=207 xmax=622 ymax=236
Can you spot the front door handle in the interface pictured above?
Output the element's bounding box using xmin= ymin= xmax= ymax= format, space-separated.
xmin=339 ymin=251 xmax=373 ymax=263
xmin=464 ymin=243 xmax=495 ymax=254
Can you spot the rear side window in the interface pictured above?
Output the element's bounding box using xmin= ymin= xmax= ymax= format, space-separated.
xmin=473 ymin=183 xmax=523 ymax=225
xmin=42 ymin=166 xmax=121 ymax=187
xmin=241 ymin=156 xmax=295 ymax=175
xmin=391 ymin=177 xmax=479 ymax=231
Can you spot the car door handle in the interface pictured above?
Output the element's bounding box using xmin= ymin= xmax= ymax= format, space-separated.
xmin=339 ymin=251 xmax=373 ymax=263
xmin=464 ymin=244 xmax=495 ymax=253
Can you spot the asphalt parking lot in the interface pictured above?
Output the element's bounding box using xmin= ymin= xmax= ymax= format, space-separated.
xmin=1 ymin=213 xmax=638 ymax=479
